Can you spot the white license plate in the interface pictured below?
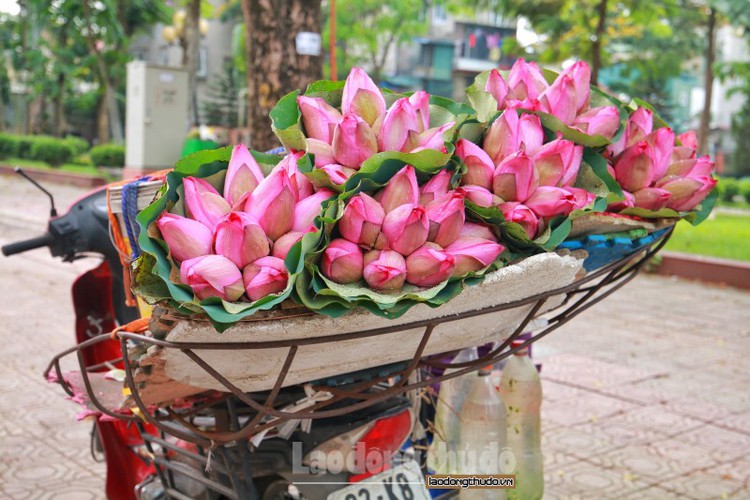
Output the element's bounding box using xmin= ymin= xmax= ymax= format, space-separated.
xmin=327 ymin=461 xmax=431 ymax=500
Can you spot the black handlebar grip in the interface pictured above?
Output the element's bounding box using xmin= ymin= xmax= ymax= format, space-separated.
xmin=1 ymin=234 xmax=54 ymax=256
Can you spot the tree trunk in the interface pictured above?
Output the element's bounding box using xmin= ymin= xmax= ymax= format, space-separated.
xmin=591 ymin=0 xmax=608 ymax=87
xmin=242 ymin=0 xmax=323 ymax=151
xmin=698 ymin=7 xmax=716 ymax=156
xmin=184 ymin=0 xmax=201 ymax=126
xmin=0 ymin=92 xmax=6 ymax=132
xmin=97 ymin=93 xmax=109 ymax=145
xmin=53 ymin=72 xmax=66 ymax=137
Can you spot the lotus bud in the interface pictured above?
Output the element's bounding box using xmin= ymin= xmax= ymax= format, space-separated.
xmin=321 ymin=238 xmax=364 ymax=284
xmin=242 ymin=256 xmax=289 ymax=301
xmin=457 ymin=185 xmax=502 ymax=208
xmin=492 ymin=151 xmax=538 ymax=203
xmin=180 ymin=255 xmax=245 ymax=302
xmin=500 ymin=202 xmax=539 ymax=239
xmin=332 ymin=113 xmax=378 ymax=168
xmin=613 ymin=141 xmax=656 ymax=193
xmin=156 ymin=213 xmax=213 ymax=263
xmin=456 ymin=139 xmax=495 ymax=190
xmin=341 ymin=67 xmax=386 ymax=126
xmin=307 ymin=138 xmax=336 ymax=167
xmin=375 ymin=165 xmax=419 ymax=213
xmin=678 ymin=130 xmax=698 ymax=149
xmin=405 ymin=243 xmax=456 ymax=287
xmin=507 ymin=58 xmax=549 ymax=101
xmin=416 ymin=122 xmax=454 ymax=151
xmin=183 ymin=177 xmax=231 ymax=231
xmin=292 ymin=189 xmax=336 ymax=233
xmin=484 ymin=109 xmax=520 ymax=164
xmin=608 ymin=191 xmax=635 ymax=212
xmin=689 ymin=156 xmax=715 ymax=177
xmin=223 ymin=144 xmax=265 ymax=206
xmin=565 ymin=187 xmax=596 ymax=210
xmin=272 ymin=231 xmax=304 ymax=260
xmin=644 ymin=127 xmax=675 ymax=181
xmin=409 ymin=90 xmax=431 ymax=132
xmin=658 ymin=175 xmax=717 ymax=212
xmin=560 ymin=61 xmax=591 ymax=112
xmin=609 ymin=107 xmax=653 ymax=158
xmin=214 ymin=212 xmax=271 ymax=268
xmin=573 ymin=106 xmax=620 ymax=139
xmin=632 ymin=187 xmax=672 ymax=211
xmin=244 ymin=168 xmax=297 ymax=241
xmin=532 ymin=138 xmax=583 ymax=187
xmin=425 ymin=191 xmax=465 ymax=247
xmin=381 ymin=203 xmax=429 ymax=256
xmin=297 ymin=96 xmax=343 ymax=143
xmin=277 ymin=151 xmax=314 ymax=200
xmin=445 ymin=237 xmax=505 ymax=276
xmin=363 ymin=249 xmax=407 ymax=291
xmin=525 ymin=186 xmax=577 ymax=217
xmin=485 ymin=69 xmax=509 ymax=109
xmin=540 ymin=74 xmax=577 ymax=125
xmin=459 ymin=222 xmax=497 ymax=241
xmin=378 ymin=98 xmax=420 ymax=153
xmin=318 ymin=164 xmax=357 ymax=186
xmin=419 ymin=169 xmax=452 ymax=205
xmin=339 ymin=193 xmax=386 ymax=248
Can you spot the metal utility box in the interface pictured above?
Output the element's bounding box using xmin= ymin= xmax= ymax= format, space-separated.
xmin=126 ymin=62 xmax=189 ymax=169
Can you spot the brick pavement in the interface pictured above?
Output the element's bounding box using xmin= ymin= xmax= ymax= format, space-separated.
xmin=1 ymin=175 xmax=748 ymax=499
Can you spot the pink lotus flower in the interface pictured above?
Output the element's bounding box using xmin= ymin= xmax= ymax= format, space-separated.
xmin=381 ymin=203 xmax=430 ymax=256
xmin=183 ymin=177 xmax=231 ymax=231
xmin=156 ymin=212 xmax=213 ymax=263
xmin=405 ymin=243 xmax=456 ymax=287
xmin=485 ymin=69 xmax=509 ymax=108
xmin=507 ymin=59 xmax=548 ymax=101
xmin=457 ymin=185 xmax=501 ymax=207
xmin=500 ymin=202 xmax=539 ymax=239
xmin=214 ymin=212 xmax=270 ymax=268
xmin=532 ymin=138 xmax=583 ymax=187
xmin=332 ymin=113 xmax=378 ymax=168
xmin=565 ymin=187 xmax=596 ymax=210
xmin=657 ymin=175 xmax=716 ymax=212
xmin=425 ymin=191 xmax=465 ymax=248
xmin=378 ymin=98 xmax=420 ymax=153
xmin=272 ymin=231 xmax=304 ymax=260
xmin=339 ymin=193 xmax=386 ymax=249
xmin=573 ymin=106 xmax=620 ymax=139
xmin=460 ymin=221 xmax=497 ymax=241
xmin=492 ymin=151 xmax=538 ymax=203
xmin=297 ymin=96 xmax=343 ymax=143
xmin=341 ymin=67 xmax=386 ymax=127
xmin=180 ymin=255 xmax=245 ymax=302
xmin=319 ymin=164 xmax=357 ymax=185
xmin=409 ymin=90 xmax=431 ymax=132
xmin=307 ymin=138 xmax=336 ymax=167
xmin=525 ymin=186 xmax=577 ymax=217
xmin=445 ymin=237 xmax=505 ymax=276
xmin=292 ymin=189 xmax=336 ymax=233
xmin=244 ymin=168 xmax=297 ymax=241
xmin=608 ymin=107 xmax=653 ymax=158
xmin=607 ymin=191 xmax=635 ymax=212
xmin=223 ymin=144 xmax=265 ymax=206
xmin=416 ymin=122 xmax=454 ymax=151
xmin=419 ymin=169 xmax=452 ymax=205
xmin=484 ymin=110 xmax=544 ymax=165
xmin=644 ymin=128 xmax=675 ymax=181
xmin=632 ymin=187 xmax=672 ymax=211
xmin=376 ymin=165 xmax=419 ymax=213
xmin=539 ymin=74 xmax=577 ymax=125
xmin=560 ymin=61 xmax=591 ymax=113
xmin=277 ymin=151 xmax=314 ymax=200
xmin=456 ymin=139 xmax=495 ymax=190
xmin=613 ymin=141 xmax=657 ymax=193
xmin=363 ymin=250 xmax=407 ymax=291
xmin=321 ymin=238 xmax=364 ymax=284
xmin=678 ymin=130 xmax=698 ymax=149
xmin=242 ymin=256 xmax=289 ymax=301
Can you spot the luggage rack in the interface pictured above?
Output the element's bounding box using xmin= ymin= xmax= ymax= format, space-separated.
xmin=45 ymin=226 xmax=673 ymax=448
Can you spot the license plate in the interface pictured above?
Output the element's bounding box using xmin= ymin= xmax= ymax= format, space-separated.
xmin=327 ymin=461 xmax=430 ymax=500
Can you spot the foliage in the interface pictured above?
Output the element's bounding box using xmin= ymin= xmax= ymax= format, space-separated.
xmin=717 ymin=177 xmax=739 ymax=202
xmin=0 ymin=134 xmax=19 ymax=158
xmin=90 ymin=143 xmax=125 ymax=167
xmin=739 ymin=178 xmax=750 ymax=204
xmin=665 ymin=212 xmax=750 ymax=262
xmin=29 ymin=136 xmax=75 ymax=166
xmin=65 ymin=136 xmax=89 ymax=155
xmin=201 ymin=60 xmax=241 ymax=128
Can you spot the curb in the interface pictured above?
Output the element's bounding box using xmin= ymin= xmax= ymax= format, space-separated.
xmin=0 ymin=164 xmax=108 ymax=188
xmin=656 ymin=251 xmax=750 ymax=290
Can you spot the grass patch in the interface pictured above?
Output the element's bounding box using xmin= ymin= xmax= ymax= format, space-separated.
xmin=665 ymin=212 xmax=750 ymax=262
xmin=1 ymin=156 xmax=105 ymax=177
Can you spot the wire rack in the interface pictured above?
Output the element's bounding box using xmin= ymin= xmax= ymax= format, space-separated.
xmin=46 ymin=226 xmax=672 ymax=448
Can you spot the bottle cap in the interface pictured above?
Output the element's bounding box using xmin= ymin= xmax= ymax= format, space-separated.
xmin=478 ymin=364 xmax=493 ymax=375
xmin=511 ymin=339 xmax=528 ymax=356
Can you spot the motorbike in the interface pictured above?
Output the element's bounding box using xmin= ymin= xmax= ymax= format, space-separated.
xmin=2 ymin=169 xmax=438 ymax=500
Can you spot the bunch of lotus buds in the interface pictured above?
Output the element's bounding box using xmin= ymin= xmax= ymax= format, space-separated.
xmin=320 ymin=165 xmax=505 ymax=291
xmin=156 ymin=145 xmax=334 ymax=302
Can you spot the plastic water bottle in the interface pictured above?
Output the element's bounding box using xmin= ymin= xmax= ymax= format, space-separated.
xmin=499 ymin=341 xmax=543 ymax=500
xmin=427 ymin=347 xmax=478 ymax=474
xmin=458 ymin=366 xmax=507 ymax=500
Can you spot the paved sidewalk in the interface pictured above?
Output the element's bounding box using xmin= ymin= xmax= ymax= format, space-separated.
xmin=1 ymin=176 xmax=748 ymax=499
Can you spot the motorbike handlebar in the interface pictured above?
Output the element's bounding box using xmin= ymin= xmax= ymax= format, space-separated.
xmin=2 ymin=234 xmax=54 ymax=256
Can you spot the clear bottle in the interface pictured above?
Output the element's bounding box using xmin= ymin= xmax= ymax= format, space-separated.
xmin=499 ymin=341 xmax=543 ymax=500
xmin=458 ymin=366 xmax=507 ymax=500
xmin=427 ymin=346 xmax=478 ymax=474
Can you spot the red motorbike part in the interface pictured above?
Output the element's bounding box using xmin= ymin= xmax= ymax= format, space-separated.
xmin=97 ymin=421 xmax=155 ymax=500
